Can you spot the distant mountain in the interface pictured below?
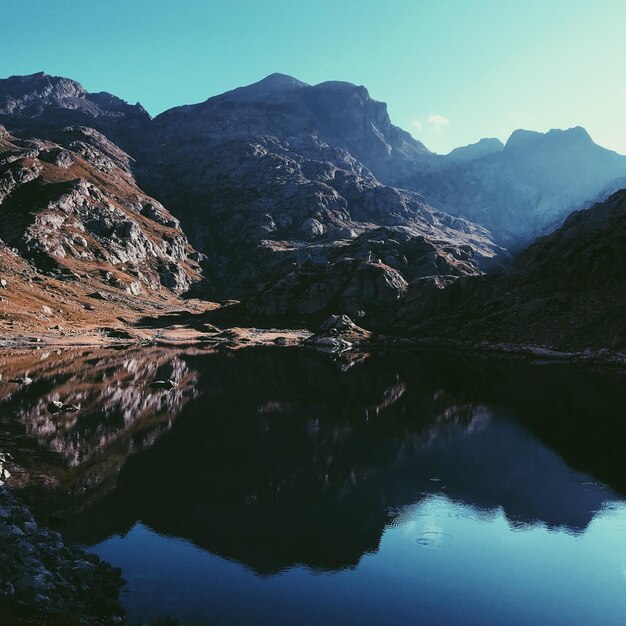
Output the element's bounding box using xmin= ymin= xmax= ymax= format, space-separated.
xmin=400 ymin=126 xmax=626 ymax=245
xmin=445 ymin=137 xmax=504 ymax=162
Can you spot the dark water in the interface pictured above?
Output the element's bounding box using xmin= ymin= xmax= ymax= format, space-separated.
xmin=1 ymin=346 xmax=626 ymax=625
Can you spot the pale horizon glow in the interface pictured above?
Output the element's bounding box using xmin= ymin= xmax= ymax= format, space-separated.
xmin=1 ymin=0 xmax=625 ymax=155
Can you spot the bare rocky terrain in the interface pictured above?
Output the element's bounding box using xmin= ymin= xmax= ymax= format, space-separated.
xmin=396 ymin=188 xmax=626 ymax=353
xmin=0 ymin=70 xmax=625 ymax=357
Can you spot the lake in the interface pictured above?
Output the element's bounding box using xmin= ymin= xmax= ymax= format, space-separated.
xmin=1 ymin=346 xmax=625 ymax=625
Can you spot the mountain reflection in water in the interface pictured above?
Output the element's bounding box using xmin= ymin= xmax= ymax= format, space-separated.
xmin=1 ymin=346 xmax=626 ymax=623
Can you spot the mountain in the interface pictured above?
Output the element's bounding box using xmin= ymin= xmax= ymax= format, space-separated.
xmin=0 ymin=72 xmax=150 ymax=149
xmin=400 ymin=127 xmax=626 ymax=245
xmin=0 ymin=123 xmax=205 ymax=337
xmin=0 ymin=72 xmax=503 ymax=312
xmin=397 ymin=188 xmax=626 ymax=351
xmin=150 ymin=73 xmax=430 ymax=182
xmin=131 ymin=74 xmax=502 ymax=304
xmin=445 ymin=137 xmax=504 ymax=162
xmin=2 ymin=70 xmax=626 ymax=348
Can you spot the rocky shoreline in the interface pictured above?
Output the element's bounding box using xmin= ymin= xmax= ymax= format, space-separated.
xmin=0 ymin=454 xmax=125 ymax=624
xmin=2 ymin=314 xmax=626 ymax=369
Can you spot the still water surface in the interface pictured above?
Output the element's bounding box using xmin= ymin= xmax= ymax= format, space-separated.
xmin=1 ymin=346 xmax=625 ymax=624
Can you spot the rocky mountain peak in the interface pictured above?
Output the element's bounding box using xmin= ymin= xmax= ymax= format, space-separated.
xmin=0 ymin=72 xmax=87 ymax=114
xmin=504 ymin=126 xmax=595 ymax=153
xmin=446 ymin=137 xmax=504 ymax=161
xmin=503 ymin=128 xmax=543 ymax=151
xmin=250 ymin=72 xmax=309 ymax=91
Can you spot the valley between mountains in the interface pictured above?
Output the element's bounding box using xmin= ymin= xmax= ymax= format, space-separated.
xmin=1 ymin=71 xmax=626 ymax=358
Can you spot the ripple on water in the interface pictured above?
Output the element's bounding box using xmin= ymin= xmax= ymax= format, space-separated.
xmin=414 ymin=530 xmax=452 ymax=549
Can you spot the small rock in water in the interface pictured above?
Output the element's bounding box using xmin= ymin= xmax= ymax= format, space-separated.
xmin=149 ymin=379 xmax=179 ymax=390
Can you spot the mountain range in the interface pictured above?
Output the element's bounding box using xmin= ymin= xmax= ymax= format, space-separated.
xmin=1 ymin=71 xmax=625 ymax=351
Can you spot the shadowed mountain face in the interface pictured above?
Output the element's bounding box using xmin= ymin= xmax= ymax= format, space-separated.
xmin=397 ymin=188 xmax=626 ymax=351
xmin=400 ymin=127 xmax=626 ymax=245
xmin=2 ymin=347 xmax=624 ymax=574
xmin=136 ymin=75 xmax=501 ymax=299
xmin=149 ymin=73 xmax=430 ymax=184
xmin=0 ymin=72 xmax=503 ymax=307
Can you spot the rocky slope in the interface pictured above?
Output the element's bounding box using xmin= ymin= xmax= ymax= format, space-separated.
xmin=245 ymin=225 xmax=487 ymax=326
xmin=0 ymin=123 xmax=209 ymax=337
xmin=135 ymin=75 xmax=503 ymax=297
xmin=0 ymin=72 xmax=506 ymax=310
xmin=400 ymin=127 xmax=626 ymax=245
xmin=396 ymin=188 xmax=626 ymax=351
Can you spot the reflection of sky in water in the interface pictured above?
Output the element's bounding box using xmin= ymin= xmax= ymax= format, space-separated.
xmin=93 ymin=495 xmax=626 ymax=626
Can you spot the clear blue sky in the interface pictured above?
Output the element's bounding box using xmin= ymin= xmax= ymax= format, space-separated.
xmin=1 ymin=0 xmax=625 ymax=154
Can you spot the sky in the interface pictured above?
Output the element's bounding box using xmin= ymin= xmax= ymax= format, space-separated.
xmin=1 ymin=0 xmax=625 ymax=154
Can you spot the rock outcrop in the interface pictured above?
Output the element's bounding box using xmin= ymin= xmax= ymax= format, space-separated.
xmin=246 ymin=225 xmax=490 ymax=325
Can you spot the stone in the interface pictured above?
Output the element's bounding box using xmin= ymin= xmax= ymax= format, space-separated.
xmin=149 ymin=379 xmax=178 ymax=390
xmin=301 ymin=218 xmax=326 ymax=238
xmin=9 ymin=377 xmax=33 ymax=385
xmin=319 ymin=314 xmax=357 ymax=332
xmin=47 ymin=401 xmax=64 ymax=414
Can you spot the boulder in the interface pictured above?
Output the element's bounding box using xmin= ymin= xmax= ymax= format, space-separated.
xmin=149 ymin=379 xmax=179 ymax=390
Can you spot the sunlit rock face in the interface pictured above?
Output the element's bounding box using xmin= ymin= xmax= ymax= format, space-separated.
xmin=0 ymin=125 xmax=203 ymax=296
xmin=399 ymin=127 xmax=626 ymax=246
